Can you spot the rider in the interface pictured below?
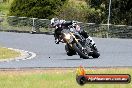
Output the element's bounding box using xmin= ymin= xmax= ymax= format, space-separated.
xmin=51 ymin=18 xmax=72 ymax=44
xmin=50 ymin=18 xmax=95 ymax=47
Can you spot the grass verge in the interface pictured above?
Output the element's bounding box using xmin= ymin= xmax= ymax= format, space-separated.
xmin=0 ymin=47 xmax=20 ymax=59
xmin=0 ymin=68 xmax=131 ymax=88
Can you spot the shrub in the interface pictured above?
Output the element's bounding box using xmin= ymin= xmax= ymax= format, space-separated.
xmin=9 ymin=0 xmax=68 ymax=19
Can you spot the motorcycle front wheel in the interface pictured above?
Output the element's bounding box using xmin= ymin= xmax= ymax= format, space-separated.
xmin=73 ymin=43 xmax=89 ymax=59
xmin=65 ymin=44 xmax=76 ymax=56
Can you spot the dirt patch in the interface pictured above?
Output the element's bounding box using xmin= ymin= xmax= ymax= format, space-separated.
xmin=0 ymin=68 xmax=75 ymax=76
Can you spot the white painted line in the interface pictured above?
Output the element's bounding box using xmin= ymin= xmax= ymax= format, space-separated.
xmin=26 ymin=52 xmax=36 ymax=60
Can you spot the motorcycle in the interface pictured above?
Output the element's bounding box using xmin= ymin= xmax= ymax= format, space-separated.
xmin=58 ymin=25 xmax=100 ymax=59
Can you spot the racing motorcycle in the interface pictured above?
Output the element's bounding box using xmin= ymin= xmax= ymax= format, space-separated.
xmin=58 ymin=25 xmax=100 ymax=59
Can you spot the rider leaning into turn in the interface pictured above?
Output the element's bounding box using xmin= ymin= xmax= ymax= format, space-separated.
xmin=50 ymin=18 xmax=95 ymax=47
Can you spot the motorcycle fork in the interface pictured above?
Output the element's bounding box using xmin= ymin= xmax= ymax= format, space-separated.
xmin=63 ymin=33 xmax=76 ymax=48
xmin=70 ymin=33 xmax=83 ymax=49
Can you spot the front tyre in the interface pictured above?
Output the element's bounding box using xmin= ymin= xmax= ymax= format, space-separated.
xmin=73 ymin=43 xmax=89 ymax=59
xmin=65 ymin=44 xmax=76 ymax=56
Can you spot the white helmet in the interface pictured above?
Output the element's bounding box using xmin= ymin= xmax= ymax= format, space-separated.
xmin=50 ymin=18 xmax=59 ymax=26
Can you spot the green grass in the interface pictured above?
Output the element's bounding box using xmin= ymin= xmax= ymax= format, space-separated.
xmin=0 ymin=68 xmax=131 ymax=88
xmin=0 ymin=47 xmax=20 ymax=59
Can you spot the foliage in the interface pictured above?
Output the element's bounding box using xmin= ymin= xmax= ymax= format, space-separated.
xmin=0 ymin=0 xmax=13 ymax=15
xmin=85 ymin=0 xmax=132 ymax=25
xmin=5 ymin=0 xmax=132 ymax=25
xmin=110 ymin=0 xmax=132 ymax=25
xmin=57 ymin=0 xmax=88 ymax=22
xmin=9 ymin=0 xmax=67 ymax=19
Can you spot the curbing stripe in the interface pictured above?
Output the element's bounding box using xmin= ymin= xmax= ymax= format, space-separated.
xmin=0 ymin=47 xmax=36 ymax=62
xmin=26 ymin=52 xmax=36 ymax=60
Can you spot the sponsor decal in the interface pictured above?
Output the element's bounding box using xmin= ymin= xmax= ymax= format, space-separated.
xmin=76 ymin=66 xmax=131 ymax=85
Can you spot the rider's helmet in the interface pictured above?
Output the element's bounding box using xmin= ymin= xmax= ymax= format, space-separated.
xmin=72 ymin=20 xmax=77 ymax=27
xmin=50 ymin=18 xmax=60 ymax=27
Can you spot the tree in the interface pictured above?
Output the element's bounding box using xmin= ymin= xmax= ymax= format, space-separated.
xmin=85 ymin=0 xmax=132 ymax=25
xmin=110 ymin=0 xmax=132 ymax=25
xmin=9 ymin=0 xmax=67 ymax=19
xmin=85 ymin=0 xmax=106 ymax=23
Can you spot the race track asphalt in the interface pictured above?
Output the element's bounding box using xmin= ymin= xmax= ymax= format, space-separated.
xmin=0 ymin=32 xmax=132 ymax=68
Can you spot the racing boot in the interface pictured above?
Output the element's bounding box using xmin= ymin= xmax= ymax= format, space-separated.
xmin=55 ymin=39 xmax=59 ymax=44
xmin=92 ymin=44 xmax=98 ymax=51
xmin=87 ymin=36 xmax=95 ymax=45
